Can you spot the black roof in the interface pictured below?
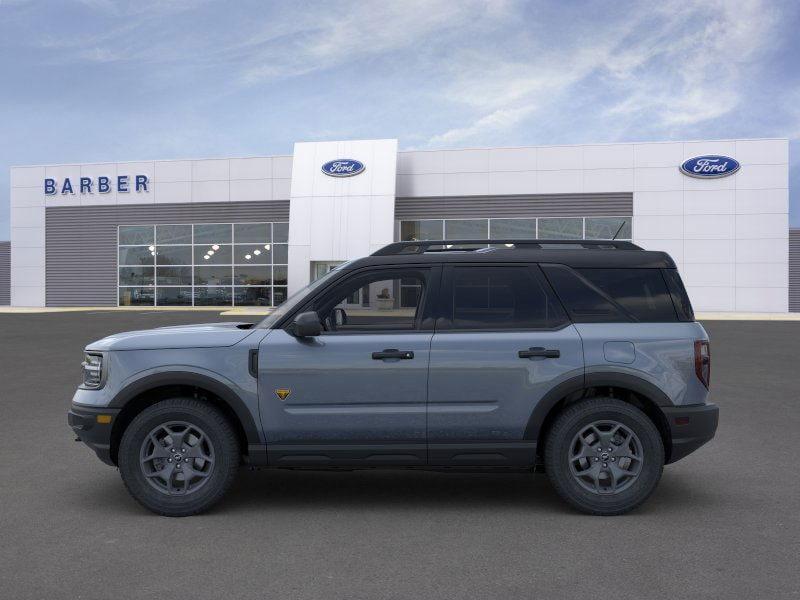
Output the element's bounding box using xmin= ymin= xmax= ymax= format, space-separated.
xmin=344 ymin=239 xmax=676 ymax=270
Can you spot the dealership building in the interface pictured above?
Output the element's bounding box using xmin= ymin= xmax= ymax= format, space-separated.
xmin=4 ymin=137 xmax=798 ymax=312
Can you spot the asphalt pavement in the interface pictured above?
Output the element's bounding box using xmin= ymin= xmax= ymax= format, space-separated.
xmin=0 ymin=312 xmax=798 ymax=599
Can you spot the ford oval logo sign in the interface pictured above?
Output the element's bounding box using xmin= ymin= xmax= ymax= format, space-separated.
xmin=680 ymin=155 xmax=740 ymax=178
xmin=321 ymin=159 xmax=365 ymax=177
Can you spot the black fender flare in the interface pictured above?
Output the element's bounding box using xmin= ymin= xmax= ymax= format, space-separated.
xmin=109 ymin=370 xmax=261 ymax=445
xmin=584 ymin=371 xmax=672 ymax=407
xmin=523 ymin=374 xmax=585 ymax=441
xmin=524 ymin=372 xmax=673 ymax=441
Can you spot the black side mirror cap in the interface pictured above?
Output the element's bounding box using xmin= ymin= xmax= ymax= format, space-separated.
xmin=291 ymin=311 xmax=322 ymax=337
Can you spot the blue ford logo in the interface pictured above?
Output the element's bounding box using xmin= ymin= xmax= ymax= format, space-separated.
xmin=321 ymin=159 xmax=365 ymax=177
xmin=680 ymin=155 xmax=740 ymax=178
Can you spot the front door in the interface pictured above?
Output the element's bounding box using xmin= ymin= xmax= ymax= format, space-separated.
xmin=258 ymin=266 xmax=439 ymax=466
xmin=427 ymin=264 xmax=584 ymax=466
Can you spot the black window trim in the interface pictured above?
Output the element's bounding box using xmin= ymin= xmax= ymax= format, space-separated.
xmin=661 ymin=267 xmax=695 ymax=322
xmin=435 ymin=262 xmax=572 ymax=333
xmin=284 ymin=264 xmax=441 ymax=335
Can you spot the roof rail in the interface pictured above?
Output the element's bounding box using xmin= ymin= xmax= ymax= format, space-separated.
xmin=371 ymin=239 xmax=642 ymax=256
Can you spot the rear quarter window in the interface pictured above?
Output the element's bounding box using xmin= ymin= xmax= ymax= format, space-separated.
xmin=542 ymin=265 xmax=678 ymax=322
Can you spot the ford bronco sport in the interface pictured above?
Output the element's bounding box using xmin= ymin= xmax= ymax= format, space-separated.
xmin=68 ymin=239 xmax=718 ymax=516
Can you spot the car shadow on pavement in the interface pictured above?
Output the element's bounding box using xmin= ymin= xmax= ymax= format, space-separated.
xmin=71 ymin=466 xmax=718 ymax=517
xmin=221 ymin=468 xmax=719 ymax=515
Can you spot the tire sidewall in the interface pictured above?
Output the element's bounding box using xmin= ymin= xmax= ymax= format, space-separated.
xmin=546 ymin=400 xmax=664 ymax=515
xmin=118 ymin=400 xmax=238 ymax=516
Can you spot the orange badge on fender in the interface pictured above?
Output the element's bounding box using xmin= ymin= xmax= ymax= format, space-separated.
xmin=275 ymin=388 xmax=291 ymax=401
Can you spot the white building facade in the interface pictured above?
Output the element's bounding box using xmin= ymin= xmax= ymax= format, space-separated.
xmin=8 ymin=137 xmax=791 ymax=312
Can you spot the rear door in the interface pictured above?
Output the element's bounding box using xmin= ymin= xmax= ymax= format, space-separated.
xmin=427 ymin=264 xmax=584 ymax=466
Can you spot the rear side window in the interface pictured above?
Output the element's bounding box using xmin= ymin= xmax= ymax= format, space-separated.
xmin=443 ymin=266 xmax=567 ymax=330
xmin=542 ymin=265 xmax=678 ymax=322
xmin=541 ymin=265 xmax=627 ymax=322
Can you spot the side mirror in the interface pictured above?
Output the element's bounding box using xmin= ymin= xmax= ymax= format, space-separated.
xmin=291 ymin=311 xmax=322 ymax=338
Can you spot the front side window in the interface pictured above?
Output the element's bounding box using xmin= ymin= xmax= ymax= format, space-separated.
xmin=445 ymin=266 xmax=567 ymax=330
xmin=312 ymin=270 xmax=429 ymax=332
xmin=258 ymin=262 xmax=348 ymax=329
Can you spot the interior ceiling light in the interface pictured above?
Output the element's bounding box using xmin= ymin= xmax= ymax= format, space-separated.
xmin=203 ymin=255 xmax=210 ymax=260
xmin=254 ymin=249 xmax=261 ymax=255
xmin=264 ymin=244 xmax=270 ymax=250
xmin=245 ymin=254 xmax=252 ymax=260
xmin=208 ymin=250 xmax=214 ymax=256
xmin=150 ymin=251 xmax=155 ymax=256
xmin=148 ymin=245 xmax=155 ymax=251
xmin=212 ymin=244 xmax=219 ymax=251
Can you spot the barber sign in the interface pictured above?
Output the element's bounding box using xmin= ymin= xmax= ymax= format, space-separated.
xmin=680 ymin=156 xmax=740 ymax=178
xmin=321 ymin=159 xmax=365 ymax=177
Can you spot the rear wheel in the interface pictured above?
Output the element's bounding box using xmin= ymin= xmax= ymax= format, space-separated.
xmin=118 ymin=398 xmax=240 ymax=516
xmin=544 ymin=398 xmax=664 ymax=515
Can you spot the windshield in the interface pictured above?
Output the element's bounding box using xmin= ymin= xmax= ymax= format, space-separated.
xmin=257 ymin=261 xmax=353 ymax=329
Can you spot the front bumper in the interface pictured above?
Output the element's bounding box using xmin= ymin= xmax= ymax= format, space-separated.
xmin=663 ymin=402 xmax=719 ymax=464
xmin=68 ymin=404 xmax=121 ymax=466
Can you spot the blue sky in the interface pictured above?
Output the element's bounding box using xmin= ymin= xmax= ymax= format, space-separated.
xmin=1 ymin=0 xmax=799 ymax=237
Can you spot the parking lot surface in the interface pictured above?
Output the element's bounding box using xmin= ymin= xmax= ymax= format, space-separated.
xmin=0 ymin=312 xmax=798 ymax=599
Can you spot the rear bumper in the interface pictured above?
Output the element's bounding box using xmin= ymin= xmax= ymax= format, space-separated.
xmin=663 ymin=402 xmax=719 ymax=464
xmin=68 ymin=404 xmax=121 ymax=466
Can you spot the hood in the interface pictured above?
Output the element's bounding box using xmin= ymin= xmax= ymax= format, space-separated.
xmin=86 ymin=322 xmax=257 ymax=351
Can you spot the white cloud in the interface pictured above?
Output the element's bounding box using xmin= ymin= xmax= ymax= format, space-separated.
xmin=239 ymin=0 xmax=514 ymax=84
xmin=603 ymin=0 xmax=781 ymax=128
xmin=423 ymin=0 xmax=785 ymax=146
xmin=429 ymin=105 xmax=535 ymax=145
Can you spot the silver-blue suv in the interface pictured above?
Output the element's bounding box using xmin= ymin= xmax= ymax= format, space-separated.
xmin=68 ymin=239 xmax=718 ymax=516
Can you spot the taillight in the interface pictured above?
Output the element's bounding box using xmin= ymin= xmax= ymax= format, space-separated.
xmin=694 ymin=340 xmax=710 ymax=389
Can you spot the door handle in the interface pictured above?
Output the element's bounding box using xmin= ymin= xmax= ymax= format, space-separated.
xmin=372 ymin=349 xmax=414 ymax=360
xmin=518 ymin=347 xmax=560 ymax=359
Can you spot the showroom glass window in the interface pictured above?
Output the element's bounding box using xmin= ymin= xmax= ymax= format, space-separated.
xmin=398 ymin=217 xmax=631 ymax=243
xmin=118 ymin=222 xmax=288 ymax=307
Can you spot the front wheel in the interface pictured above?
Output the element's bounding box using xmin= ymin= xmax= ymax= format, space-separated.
xmin=118 ymin=398 xmax=240 ymax=516
xmin=544 ymin=398 xmax=664 ymax=515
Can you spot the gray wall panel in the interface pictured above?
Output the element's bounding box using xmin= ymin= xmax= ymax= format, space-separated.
xmin=790 ymin=228 xmax=800 ymax=313
xmin=0 ymin=242 xmax=10 ymax=306
xmin=394 ymin=193 xmax=632 ymax=219
xmin=46 ymin=201 xmax=290 ymax=307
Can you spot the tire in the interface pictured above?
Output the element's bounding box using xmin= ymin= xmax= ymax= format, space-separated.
xmin=118 ymin=398 xmax=240 ymax=517
xmin=544 ymin=398 xmax=664 ymax=516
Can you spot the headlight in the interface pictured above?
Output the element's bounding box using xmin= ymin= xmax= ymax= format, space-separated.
xmin=81 ymin=352 xmax=105 ymax=389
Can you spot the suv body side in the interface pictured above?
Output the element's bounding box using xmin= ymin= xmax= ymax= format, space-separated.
xmin=71 ymin=250 xmax=715 ymax=471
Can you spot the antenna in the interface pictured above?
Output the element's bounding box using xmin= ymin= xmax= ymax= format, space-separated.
xmin=611 ymin=220 xmax=627 ymax=240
